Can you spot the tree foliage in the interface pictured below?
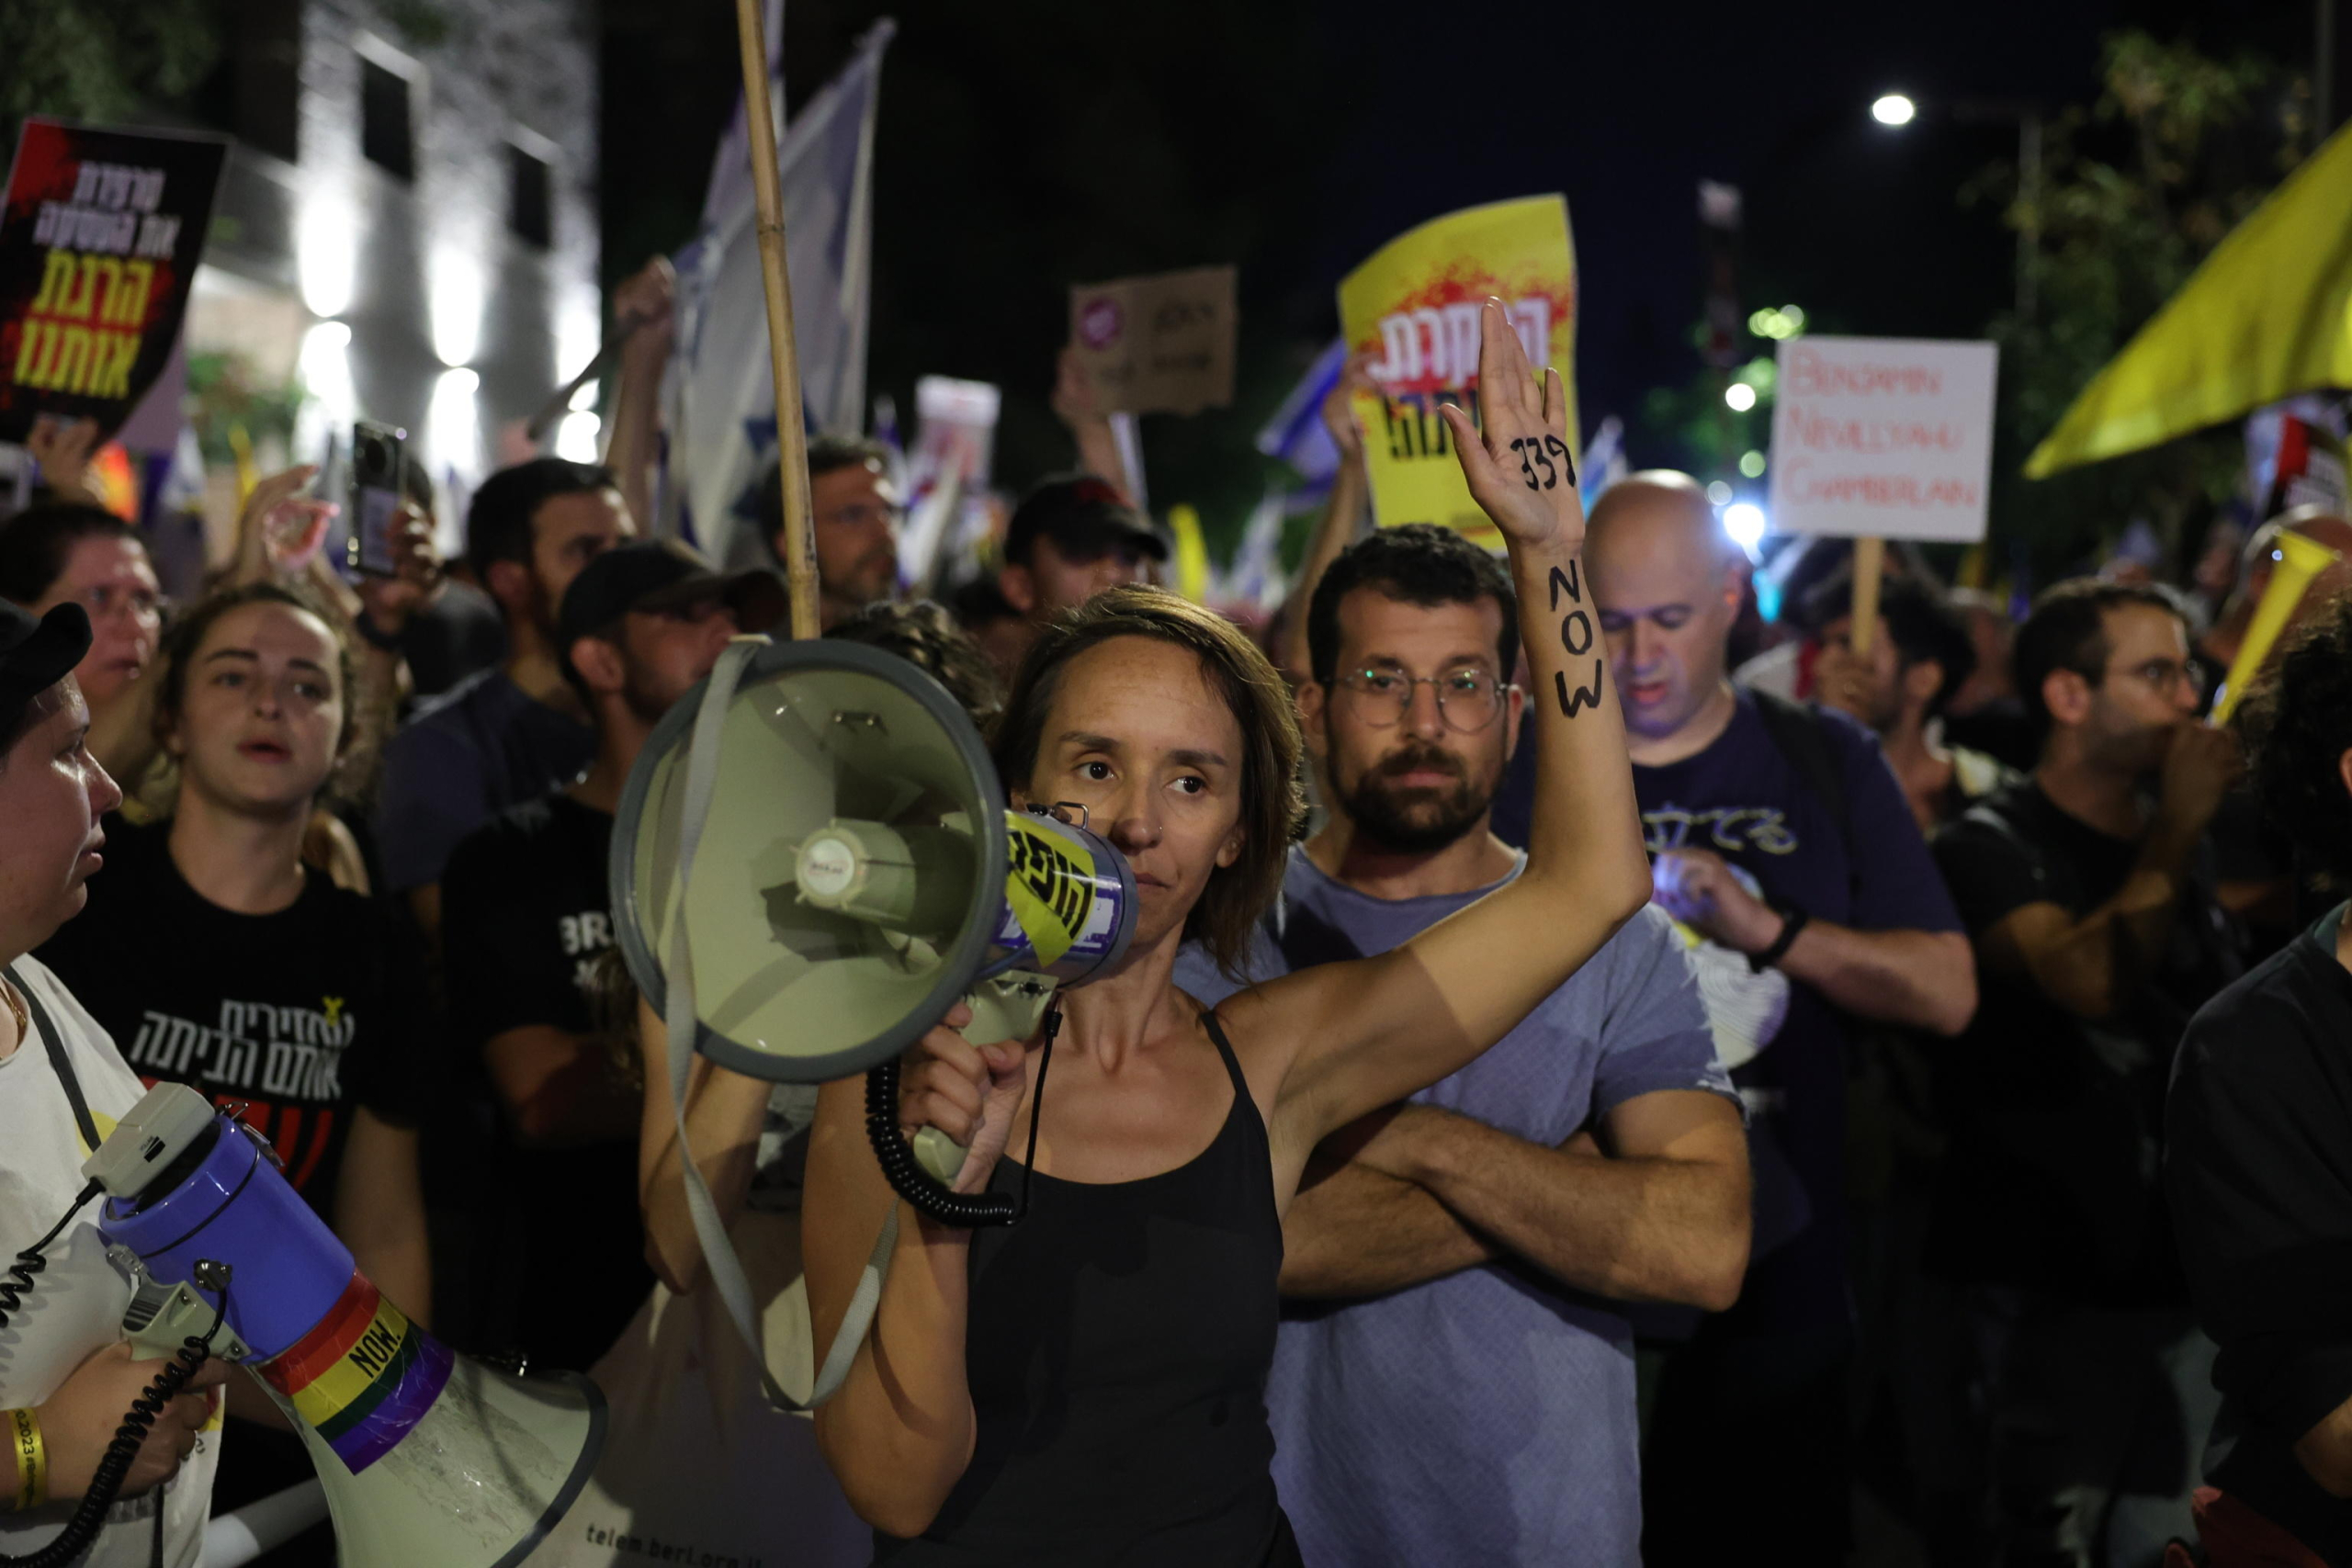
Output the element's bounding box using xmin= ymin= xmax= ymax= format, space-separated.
xmin=1981 ymin=30 xmax=2310 ymax=581
xmin=0 ymin=0 xmax=220 ymax=144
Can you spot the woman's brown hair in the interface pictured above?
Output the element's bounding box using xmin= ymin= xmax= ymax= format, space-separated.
xmin=991 ymin=584 xmax=1305 ymax=976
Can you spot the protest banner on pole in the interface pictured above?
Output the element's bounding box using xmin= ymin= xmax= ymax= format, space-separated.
xmin=1067 ymin=265 xmax=1237 ymax=418
xmin=1338 ymin=196 xmax=1578 ymax=549
xmin=0 ymin=118 xmax=226 ymax=445
xmin=1765 ymin=335 xmax=1997 ymax=651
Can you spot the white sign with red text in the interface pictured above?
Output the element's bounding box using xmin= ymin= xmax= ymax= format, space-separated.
xmin=1767 ymin=336 xmax=1998 ymax=543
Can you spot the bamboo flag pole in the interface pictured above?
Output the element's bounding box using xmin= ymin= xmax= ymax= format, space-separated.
xmin=734 ymin=0 xmax=820 ymax=640
xmin=1849 ymin=536 xmax=1885 ymax=655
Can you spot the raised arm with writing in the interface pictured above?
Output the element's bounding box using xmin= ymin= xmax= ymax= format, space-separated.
xmin=1235 ymin=301 xmax=1653 ymax=1156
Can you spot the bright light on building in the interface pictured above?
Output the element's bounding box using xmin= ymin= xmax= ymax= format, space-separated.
xmin=1723 ymin=502 xmax=1768 ymax=551
xmin=1724 ymin=382 xmax=1758 ymax=412
xmin=1706 ymin=480 xmax=1734 ymax=506
xmin=428 ymin=367 xmax=481 ymax=480
xmin=1739 ymin=449 xmax=1768 ymax=478
xmin=557 ymin=292 xmax=601 ymax=385
xmin=430 ymin=252 xmax=485 ymax=367
xmin=297 ymin=202 xmax=356 ymax=320
xmin=298 ymin=320 xmax=356 ymax=422
xmin=1871 ymin=94 xmax=1917 ymax=128
xmin=556 ymin=410 xmax=602 ymax=464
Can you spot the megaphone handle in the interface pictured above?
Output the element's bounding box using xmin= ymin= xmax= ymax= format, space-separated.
xmin=912 ymin=1126 xmax=968 ymax=1184
xmin=865 ymin=999 xmax=1061 ymax=1228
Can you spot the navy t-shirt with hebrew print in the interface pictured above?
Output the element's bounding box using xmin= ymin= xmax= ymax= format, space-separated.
xmin=1634 ymin=689 xmax=1962 ymax=1335
xmin=35 ymin=814 xmax=430 ymax=1224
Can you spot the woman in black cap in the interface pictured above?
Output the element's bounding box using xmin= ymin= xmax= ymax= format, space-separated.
xmin=0 ymin=600 xmax=229 ymax=1568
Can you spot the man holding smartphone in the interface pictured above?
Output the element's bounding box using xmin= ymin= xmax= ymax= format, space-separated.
xmin=376 ymin=457 xmax=634 ymax=944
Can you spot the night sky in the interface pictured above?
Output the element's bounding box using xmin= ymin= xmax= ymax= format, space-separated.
xmin=599 ymin=0 xmax=2344 ymax=553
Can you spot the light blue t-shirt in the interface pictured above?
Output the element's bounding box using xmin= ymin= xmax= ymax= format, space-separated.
xmin=1172 ymin=845 xmax=1731 ymax=1567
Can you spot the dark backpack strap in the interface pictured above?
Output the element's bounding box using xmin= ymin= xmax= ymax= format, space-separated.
xmin=1749 ymin=689 xmax=1860 ymax=894
xmin=6 ymin=964 xmax=99 ymax=1152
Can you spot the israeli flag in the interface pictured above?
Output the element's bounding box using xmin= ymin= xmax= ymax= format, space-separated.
xmin=663 ymin=19 xmax=894 ymax=565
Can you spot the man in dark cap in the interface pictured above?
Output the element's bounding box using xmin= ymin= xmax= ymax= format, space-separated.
xmin=437 ymin=540 xmax=782 ymax=1372
xmin=0 ymin=601 xmax=231 ymax=1566
xmin=377 ymin=456 xmax=635 ymax=944
xmin=993 ymin=474 xmax=1168 ymax=658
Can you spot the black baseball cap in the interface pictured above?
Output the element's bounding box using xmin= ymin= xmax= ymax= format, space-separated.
xmin=0 ymin=601 xmax=90 ymax=748
xmin=557 ymin=539 xmax=787 ymax=681
xmin=1002 ymin=475 xmax=1169 ymax=567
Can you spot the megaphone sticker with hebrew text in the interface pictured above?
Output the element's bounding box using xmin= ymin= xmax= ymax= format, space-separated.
xmin=1004 ymin=816 xmax=1097 ymax=969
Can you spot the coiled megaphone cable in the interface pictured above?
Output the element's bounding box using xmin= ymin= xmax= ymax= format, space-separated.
xmin=865 ymin=999 xmax=1060 ymax=1227
xmin=0 ymin=1270 xmax=230 ymax=1568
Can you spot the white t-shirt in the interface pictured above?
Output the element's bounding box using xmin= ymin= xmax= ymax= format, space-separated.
xmin=0 ymin=956 xmax=219 ymax=1568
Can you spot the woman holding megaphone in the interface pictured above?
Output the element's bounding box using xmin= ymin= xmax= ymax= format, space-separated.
xmin=804 ymin=301 xmax=1654 ymax=1566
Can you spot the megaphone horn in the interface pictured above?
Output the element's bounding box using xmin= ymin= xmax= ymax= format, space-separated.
xmin=609 ymin=637 xmax=1139 ymax=1226
xmin=89 ymin=1086 xmax=604 ymax=1568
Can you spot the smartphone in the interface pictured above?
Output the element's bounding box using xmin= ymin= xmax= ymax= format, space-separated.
xmin=346 ymin=420 xmax=408 ymax=578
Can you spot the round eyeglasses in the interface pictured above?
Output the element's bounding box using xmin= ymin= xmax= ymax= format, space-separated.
xmin=1335 ymin=667 xmax=1506 ymax=731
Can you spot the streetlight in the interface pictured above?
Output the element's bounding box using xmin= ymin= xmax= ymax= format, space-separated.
xmin=1871 ymin=91 xmax=2043 ymax=321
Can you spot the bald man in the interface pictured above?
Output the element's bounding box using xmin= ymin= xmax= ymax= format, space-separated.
xmin=1585 ymin=472 xmax=1975 ymax=1559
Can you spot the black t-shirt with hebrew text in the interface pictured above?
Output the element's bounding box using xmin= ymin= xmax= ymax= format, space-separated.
xmin=35 ymin=814 xmax=431 ymax=1224
xmin=441 ymin=790 xmax=652 ymax=1372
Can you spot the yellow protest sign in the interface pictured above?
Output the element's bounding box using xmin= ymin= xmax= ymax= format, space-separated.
xmin=1338 ymin=196 xmax=1578 ymax=547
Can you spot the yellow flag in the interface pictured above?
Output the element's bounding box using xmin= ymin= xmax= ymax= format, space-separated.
xmin=2025 ymin=121 xmax=2352 ymax=478
xmin=1165 ymin=503 xmax=1210 ymax=603
xmin=1338 ymin=196 xmax=1578 ymax=547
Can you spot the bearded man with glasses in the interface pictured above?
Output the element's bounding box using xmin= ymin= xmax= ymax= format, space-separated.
xmin=1172 ymin=523 xmax=1750 ymax=1567
xmin=1929 ymin=577 xmax=2251 ymax=1562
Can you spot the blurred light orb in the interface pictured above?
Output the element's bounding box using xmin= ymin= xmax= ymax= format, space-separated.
xmin=1739 ymin=449 xmax=1768 ymax=478
xmin=1707 ymin=480 xmax=1735 ymax=506
xmin=1723 ymin=502 xmax=1768 ymax=550
xmin=557 ymin=410 xmax=602 ymax=464
xmin=1872 ymin=94 xmax=1917 ymax=127
xmin=1724 ymin=382 xmax=1758 ymax=412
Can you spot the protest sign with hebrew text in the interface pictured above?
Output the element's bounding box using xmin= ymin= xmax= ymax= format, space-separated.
xmin=1339 ymin=195 xmax=1578 ymax=549
xmin=0 ymin=118 xmax=226 ymax=445
xmin=1067 ymin=265 xmax=1237 ymax=417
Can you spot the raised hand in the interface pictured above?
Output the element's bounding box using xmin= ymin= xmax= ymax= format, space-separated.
xmin=232 ymin=465 xmax=337 ymax=582
xmin=355 ymin=499 xmax=444 ymax=637
xmin=1051 ymin=345 xmax=1102 ymax=432
xmin=27 ymin=414 xmax=102 ymax=505
xmin=1319 ymin=352 xmax=1380 ymax=464
xmin=1437 ymin=299 xmax=1582 ymax=553
xmin=613 ymin=255 xmax=677 ymax=355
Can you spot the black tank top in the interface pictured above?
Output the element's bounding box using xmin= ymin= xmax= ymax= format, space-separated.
xmin=873 ymin=1012 xmax=1303 ymax=1568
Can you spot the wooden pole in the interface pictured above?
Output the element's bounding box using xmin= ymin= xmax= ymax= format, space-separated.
xmin=734 ymin=0 xmax=820 ymax=640
xmin=1849 ymin=536 xmax=1885 ymax=655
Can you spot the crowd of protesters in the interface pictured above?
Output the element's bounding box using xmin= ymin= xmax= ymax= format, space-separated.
xmin=5 ymin=276 xmax=2352 ymax=1568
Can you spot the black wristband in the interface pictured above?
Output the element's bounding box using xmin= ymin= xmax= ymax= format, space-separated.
xmin=1748 ymin=904 xmax=1811 ymax=974
xmin=353 ymin=609 xmax=403 ymax=652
